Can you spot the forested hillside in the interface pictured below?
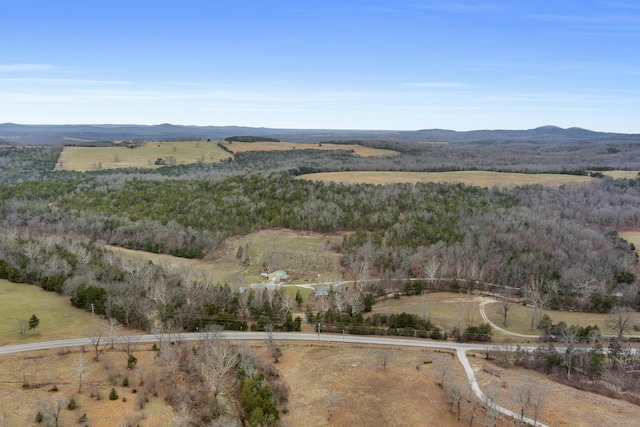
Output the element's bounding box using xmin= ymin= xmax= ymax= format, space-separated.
xmin=1 ymin=141 xmax=639 ymax=316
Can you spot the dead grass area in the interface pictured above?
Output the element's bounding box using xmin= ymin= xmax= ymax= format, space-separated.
xmin=470 ymin=355 xmax=640 ymax=426
xmin=601 ymin=170 xmax=640 ymax=179
xmin=300 ymin=171 xmax=595 ymax=187
xmin=265 ymin=342 xmax=466 ymax=427
xmin=2 ymin=339 xmax=636 ymax=426
xmin=220 ymin=141 xmax=399 ymax=158
xmin=0 ymin=346 xmax=174 ymax=426
xmin=55 ymin=141 xmax=230 ymax=171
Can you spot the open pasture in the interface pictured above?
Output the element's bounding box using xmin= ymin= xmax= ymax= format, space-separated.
xmin=300 ymin=170 xmax=596 ymax=187
xmin=370 ymin=292 xmax=640 ymax=339
xmin=55 ymin=140 xmax=230 ymax=171
xmin=601 ymin=170 xmax=640 ymax=179
xmin=218 ymin=140 xmax=399 ymax=157
xmin=106 ymin=228 xmax=344 ymax=289
xmin=0 ymin=279 xmax=96 ymax=345
xmin=482 ymin=300 xmax=640 ymax=337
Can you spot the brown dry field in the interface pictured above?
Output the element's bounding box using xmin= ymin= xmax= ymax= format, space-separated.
xmin=300 ymin=171 xmax=596 ymax=187
xmin=601 ymin=170 xmax=640 ymax=179
xmin=1 ymin=340 xmax=638 ymax=426
xmin=55 ymin=140 xmax=231 ymax=172
xmin=219 ymin=141 xmax=399 ymax=158
xmin=470 ymin=354 xmax=640 ymax=426
xmin=0 ymin=346 xmax=174 ymax=426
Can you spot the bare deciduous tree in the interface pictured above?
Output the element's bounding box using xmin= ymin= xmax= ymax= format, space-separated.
xmin=526 ymin=278 xmax=548 ymax=330
xmin=72 ymin=354 xmax=89 ymax=393
xmin=200 ymin=338 xmax=238 ymax=398
xmin=105 ymin=318 xmax=121 ymax=349
xmin=606 ymin=306 xmax=635 ymax=339
xmin=447 ymin=382 xmax=463 ymax=420
xmin=560 ymin=327 xmax=580 ymax=380
xmin=325 ymin=392 xmax=342 ymax=421
xmin=86 ymin=321 xmax=108 ymax=361
xmin=16 ymin=319 xmax=28 ymax=339
xmin=377 ymin=349 xmax=391 ymax=372
xmin=495 ymin=291 xmax=515 ymax=327
xmin=513 ymin=382 xmax=531 ymax=427
xmin=39 ymin=397 xmax=65 ymax=427
xmin=530 ymin=387 xmax=546 ymax=427
xmin=437 ymin=360 xmax=450 ymax=388
xmin=483 ymin=386 xmax=501 ymax=427
xmin=265 ymin=324 xmax=282 ymax=363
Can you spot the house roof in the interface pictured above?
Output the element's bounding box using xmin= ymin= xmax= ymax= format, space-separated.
xmin=269 ymin=270 xmax=289 ymax=279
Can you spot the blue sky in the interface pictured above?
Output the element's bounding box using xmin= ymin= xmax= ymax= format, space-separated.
xmin=1 ymin=0 xmax=638 ymax=132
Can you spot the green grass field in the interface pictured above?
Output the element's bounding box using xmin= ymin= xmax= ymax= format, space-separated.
xmin=300 ymin=171 xmax=596 ymax=187
xmin=0 ymin=279 xmax=96 ymax=345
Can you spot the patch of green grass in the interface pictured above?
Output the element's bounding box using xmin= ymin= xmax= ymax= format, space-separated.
xmin=369 ymin=292 xmax=485 ymax=331
xmin=0 ymin=279 xmax=96 ymax=345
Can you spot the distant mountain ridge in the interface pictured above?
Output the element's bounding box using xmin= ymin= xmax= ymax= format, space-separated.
xmin=0 ymin=123 xmax=638 ymax=145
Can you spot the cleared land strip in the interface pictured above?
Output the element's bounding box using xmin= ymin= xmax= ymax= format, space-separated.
xmin=1 ymin=332 xmax=546 ymax=426
xmin=300 ymin=170 xmax=595 ymax=187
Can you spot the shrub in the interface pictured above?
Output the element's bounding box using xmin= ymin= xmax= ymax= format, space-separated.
xmin=127 ymin=354 xmax=137 ymax=369
xmin=122 ymin=376 xmax=129 ymax=387
xmin=35 ymin=412 xmax=43 ymax=423
xmin=109 ymin=388 xmax=119 ymax=401
xmin=67 ymin=398 xmax=77 ymax=410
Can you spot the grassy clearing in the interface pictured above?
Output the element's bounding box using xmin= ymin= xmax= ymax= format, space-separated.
xmin=619 ymin=231 xmax=640 ymax=250
xmin=601 ymin=170 xmax=640 ymax=179
xmin=300 ymin=171 xmax=595 ymax=187
xmin=483 ymin=301 xmax=640 ymax=336
xmin=369 ymin=292 xmax=640 ymax=339
xmin=0 ymin=279 xmax=96 ymax=346
xmin=219 ymin=140 xmax=399 ymax=157
xmin=55 ymin=140 xmax=230 ymax=171
xmin=55 ymin=140 xmax=397 ymax=172
xmin=107 ymin=228 xmax=344 ymax=290
xmin=370 ymin=292 xmax=488 ymax=332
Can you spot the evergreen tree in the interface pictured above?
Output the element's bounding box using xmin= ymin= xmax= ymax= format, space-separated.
xmin=28 ymin=314 xmax=40 ymax=335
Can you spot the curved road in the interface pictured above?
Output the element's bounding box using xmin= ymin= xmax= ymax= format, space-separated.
xmin=479 ymin=300 xmax=541 ymax=339
xmin=1 ymin=332 xmax=547 ymax=426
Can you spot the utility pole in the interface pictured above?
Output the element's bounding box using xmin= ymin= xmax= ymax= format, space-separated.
xmin=90 ymin=303 xmax=95 ymax=317
xmin=317 ymin=322 xmax=321 ymax=341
